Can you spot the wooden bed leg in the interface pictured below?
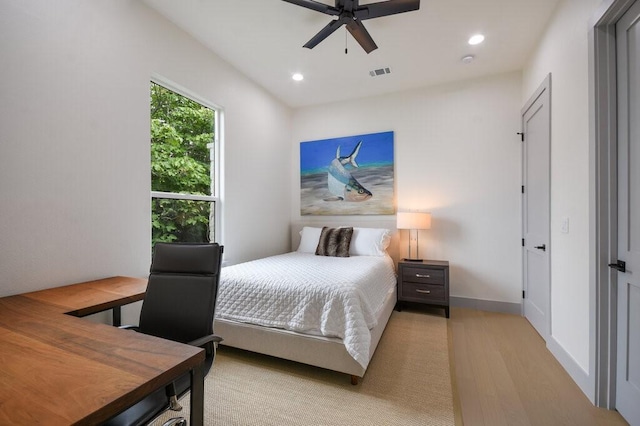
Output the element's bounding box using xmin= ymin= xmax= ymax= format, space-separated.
xmin=350 ymin=375 xmax=359 ymax=385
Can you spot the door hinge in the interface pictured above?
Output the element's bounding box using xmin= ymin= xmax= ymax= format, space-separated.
xmin=522 ymin=238 xmax=525 ymax=247
xmin=521 ymin=185 xmax=525 ymax=193
xmin=517 ymin=132 xmax=524 ymax=142
xmin=523 ymin=290 xmax=526 ymax=299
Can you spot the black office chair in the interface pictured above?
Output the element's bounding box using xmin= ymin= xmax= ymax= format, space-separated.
xmin=104 ymin=242 xmax=224 ymax=426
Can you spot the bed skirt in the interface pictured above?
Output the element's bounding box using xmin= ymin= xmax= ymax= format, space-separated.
xmin=213 ymin=285 xmax=397 ymax=378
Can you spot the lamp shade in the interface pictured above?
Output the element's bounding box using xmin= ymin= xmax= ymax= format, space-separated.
xmin=397 ymin=212 xmax=431 ymax=230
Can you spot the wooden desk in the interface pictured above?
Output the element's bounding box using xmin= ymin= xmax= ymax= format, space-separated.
xmin=0 ymin=276 xmax=205 ymax=425
xmin=23 ymin=276 xmax=148 ymax=325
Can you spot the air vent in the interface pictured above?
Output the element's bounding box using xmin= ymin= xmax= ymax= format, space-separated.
xmin=369 ymin=67 xmax=391 ymax=77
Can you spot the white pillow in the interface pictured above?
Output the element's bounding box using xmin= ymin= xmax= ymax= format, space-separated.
xmin=350 ymin=227 xmax=391 ymax=256
xmin=297 ymin=226 xmax=391 ymax=256
xmin=297 ymin=226 xmax=323 ymax=253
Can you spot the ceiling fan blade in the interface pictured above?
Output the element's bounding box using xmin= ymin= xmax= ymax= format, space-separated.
xmin=346 ymin=19 xmax=378 ymax=54
xmin=303 ymin=19 xmax=344 ymax=49
xmin=282 ymin=0 xmax=341 ymax=16
xmin=354 ymin=0 xmax=420 ymax=20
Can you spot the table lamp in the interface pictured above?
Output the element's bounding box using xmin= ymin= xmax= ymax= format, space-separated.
xmin=397 ymin=211 xmax=432 ymax=262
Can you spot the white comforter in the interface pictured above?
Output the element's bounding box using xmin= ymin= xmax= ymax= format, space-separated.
xmin=216 ymin=252 xmax=397 ymax=369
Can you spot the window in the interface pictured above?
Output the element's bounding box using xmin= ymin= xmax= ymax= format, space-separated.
xmin=150 ymin=81 xmax=220 ymax=246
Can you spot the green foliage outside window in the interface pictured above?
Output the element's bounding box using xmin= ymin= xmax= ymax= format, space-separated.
xmin=150 ymin=82 xmax=215 ymax=246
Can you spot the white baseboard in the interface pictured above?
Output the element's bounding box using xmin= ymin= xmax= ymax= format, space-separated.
xmin=450 ymin=296 xmax=522 ymax=315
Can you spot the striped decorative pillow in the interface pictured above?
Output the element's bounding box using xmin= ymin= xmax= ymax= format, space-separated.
xmin=315 ymin=226 xmax=353 ymax=257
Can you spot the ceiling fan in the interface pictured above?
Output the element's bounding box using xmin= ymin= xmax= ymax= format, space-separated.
xmin=282 ymin=0 xmax=420 ymax=54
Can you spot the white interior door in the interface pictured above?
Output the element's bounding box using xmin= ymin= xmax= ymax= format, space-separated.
xmin=522 ymin=76 xmax=551 ymax=341
xmin=615 ymin=2 xmax=640 ymax=424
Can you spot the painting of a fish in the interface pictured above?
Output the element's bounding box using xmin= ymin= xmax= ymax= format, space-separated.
xmin=300 ymin=131 xmax=394 ymax=215
xmin=325 ymin=142 xmax=372 ymax=202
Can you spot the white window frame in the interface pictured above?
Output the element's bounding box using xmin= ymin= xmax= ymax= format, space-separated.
xmin=150 ymin=75 xmax=223 ymax=243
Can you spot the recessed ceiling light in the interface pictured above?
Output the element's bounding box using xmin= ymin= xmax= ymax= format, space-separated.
xmin=292 ymin=73 xmax=304 ymax=81
xmin=468 ymin=34 xmax=485 ymax=45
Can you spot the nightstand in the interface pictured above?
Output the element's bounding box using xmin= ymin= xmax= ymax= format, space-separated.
xmin=397 ymin=260 xmax=450 ymax=318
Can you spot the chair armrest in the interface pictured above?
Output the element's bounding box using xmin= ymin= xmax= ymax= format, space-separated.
xmin=117 ymin=327 xmax=220 ymax=347
xmin=188 ymin=334 xmax=223 ymax=348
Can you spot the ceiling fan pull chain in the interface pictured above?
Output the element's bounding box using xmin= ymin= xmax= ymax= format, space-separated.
xmin=345 ymin=27 xmax=348 ymax=54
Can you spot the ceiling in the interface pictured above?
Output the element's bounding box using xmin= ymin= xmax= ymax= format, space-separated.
xmin=143 ymin=0 xmax=561 ymax=108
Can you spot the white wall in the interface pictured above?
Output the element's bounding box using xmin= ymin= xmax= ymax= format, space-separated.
xmin=292 ymin=72 xmax=523 ymax=305
xmin=522 ymin=0 xmax=602 ymax=398
xmin=0 ymin=1 xmax=292 ymax=301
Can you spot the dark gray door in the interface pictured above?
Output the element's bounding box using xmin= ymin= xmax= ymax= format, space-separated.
xmin=616 ymin=1 xmax=640 ymax=424
xmin=522 ymin=76 xmax=551 ymax=341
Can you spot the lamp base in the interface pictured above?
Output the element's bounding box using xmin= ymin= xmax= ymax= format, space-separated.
xmin=403 ymin=258 xmax=423 ymax=262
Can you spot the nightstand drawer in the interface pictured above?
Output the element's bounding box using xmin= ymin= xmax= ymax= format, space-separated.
xmin=401 ymin=282 xmax=446 ymax=302
xmin=402 ymin=267 xmax=445 ymax=285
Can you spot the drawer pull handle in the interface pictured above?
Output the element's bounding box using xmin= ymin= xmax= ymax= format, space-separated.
xmin=415 ymin=274 xmax=431 ymax=278
xmin=416 ymin=289 xmax=431 ymax=294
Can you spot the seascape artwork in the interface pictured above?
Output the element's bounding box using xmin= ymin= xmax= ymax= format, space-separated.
xmin=300 ymin=131 xmax=395 ymax=215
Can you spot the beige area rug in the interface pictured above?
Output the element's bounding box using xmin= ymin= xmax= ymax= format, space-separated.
xmin=152 ymin=311 xmax=455 ymax=425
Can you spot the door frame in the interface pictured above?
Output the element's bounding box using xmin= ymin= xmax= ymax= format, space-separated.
xmin=589 ymin=0 xmax=636 ymax=409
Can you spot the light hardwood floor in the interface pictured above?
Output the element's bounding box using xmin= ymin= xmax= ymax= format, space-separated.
xmin=448 ymin=307 xmax=628 ymax=426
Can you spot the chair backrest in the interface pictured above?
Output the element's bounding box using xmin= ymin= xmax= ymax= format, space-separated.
xmin=139 ymin=243 xmax=223 ymax=344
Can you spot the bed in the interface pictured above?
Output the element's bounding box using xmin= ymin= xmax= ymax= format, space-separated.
xmin=213 ymin=220 xmax=399 ymax=384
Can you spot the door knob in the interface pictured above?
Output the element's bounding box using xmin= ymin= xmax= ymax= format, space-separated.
xmin=535 ymin=244 xmax=546 ymax=251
